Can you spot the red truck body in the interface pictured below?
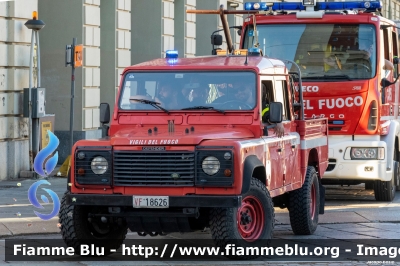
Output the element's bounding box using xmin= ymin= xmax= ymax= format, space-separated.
xmin=60 ymin=54 xmax=328 ymax=259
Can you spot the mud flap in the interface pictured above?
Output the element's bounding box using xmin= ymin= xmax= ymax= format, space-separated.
xmin=319 ymin=182 xmax=325 ymax=215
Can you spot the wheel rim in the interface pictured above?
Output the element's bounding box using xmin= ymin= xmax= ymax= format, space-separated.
xmin=310 ymin=183 xmax=316 ymax=220
xmin=237 ymin=195 xmax=264 ymax=241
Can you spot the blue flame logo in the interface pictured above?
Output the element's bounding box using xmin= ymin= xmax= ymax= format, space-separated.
xmin=28 ymin=180 xmax=60 ymax=220
xmin=29 ymin=130 xmax=60 ymax=220
xmin=34 ymin=130 xmax=59 ymax=177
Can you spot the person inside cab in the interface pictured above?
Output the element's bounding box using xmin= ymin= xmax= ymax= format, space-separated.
xmin=324 ymin=54 xmax=343 ymax=73
xmin=384 ymin=58 xmax=394 ymax=78
xmin=189 ymin=84 xmax=210 ymax=106
xmin=262 ymin=83 xmax=284 ymax=138
xmin=212 ymin=81 xmax=255 ymax=109
xmin=232 ymin=81 xmax=255 ymax=107
xmin=157 ymin=83 xmax=180 ymax=109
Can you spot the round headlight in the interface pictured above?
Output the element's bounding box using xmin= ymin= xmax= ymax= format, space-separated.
xmin=365 ymin=148 xmax=377 ymax=159
xmin=202 ymin=156 xmax=220 ymax=176
xmin=351 ymin=148 xmax=362 ymax=159
xmin=91 ymin=156 xmax=108 ymax=175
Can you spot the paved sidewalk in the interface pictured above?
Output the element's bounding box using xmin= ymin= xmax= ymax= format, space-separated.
xmin=0 ymin=175 xmax=67 ymax=237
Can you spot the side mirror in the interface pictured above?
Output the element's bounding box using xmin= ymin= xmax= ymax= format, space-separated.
xmin=211 ymin=34 xmax=223 ymax=46
xmin=269 ymin=102 xmax=283 ymax=123
xmin=237 ymin=29 xmax=242 ymax=36
xmin=100 ymin=103 xmax=110 ymax=124
xmin=381 ymin=78 xmax=392 ymax=89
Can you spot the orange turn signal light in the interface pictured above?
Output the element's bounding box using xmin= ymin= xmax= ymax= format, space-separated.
xmin=78 ymin=168 xmax=85 ymax=176
xmin=224 ymin=169 xmax=232 ymax=177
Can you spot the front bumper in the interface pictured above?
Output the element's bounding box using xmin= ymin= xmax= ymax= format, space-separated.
xmin=66 ymin=194 xmax=242 ymax=208
xmin=323 ymin=137 xmax=391 ymax=181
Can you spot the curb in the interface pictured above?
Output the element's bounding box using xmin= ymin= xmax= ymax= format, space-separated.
xmin=0 ymin=217 xmax=60 ymax=238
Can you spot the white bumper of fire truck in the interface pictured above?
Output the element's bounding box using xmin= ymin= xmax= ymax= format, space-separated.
xmin=323 ymin=135 xmax=392 ymax=181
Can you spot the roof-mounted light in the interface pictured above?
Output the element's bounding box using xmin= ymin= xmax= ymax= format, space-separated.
xmin=244 ymin=1 xmax=382 ymax=12
xmin=317 ymin=1 xmax=382 ymax=11
xmin=165 ymin=50 xmax=178 ymax=59
xmin=303 ymin=0 xmax=315 ymax=7
xmin=244 ymin=2 xmax=272 ymax=10
xmin=167 ymin=58 xmax=178 ymax=65
xmin=248 ymin=47 xmax=262 ymax=56
xmin=273 ymin=2 xmax=305 ymax=11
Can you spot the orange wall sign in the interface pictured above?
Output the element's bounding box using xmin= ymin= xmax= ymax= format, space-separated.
xmin=74 ymin=44 xmax=83 ymax=68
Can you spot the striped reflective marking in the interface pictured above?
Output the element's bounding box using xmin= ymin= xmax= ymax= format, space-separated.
xmin=300 ymin=136 xmax=327 ymax=150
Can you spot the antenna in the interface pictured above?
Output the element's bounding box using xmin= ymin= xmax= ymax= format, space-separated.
xmin=244 ymin=11 xmax=251 ymax=65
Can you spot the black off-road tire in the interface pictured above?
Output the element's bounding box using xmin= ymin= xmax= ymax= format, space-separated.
xmin=394 ymin=150 xmax=400 ymax=192
xmin=374 ymin=172 xmax=396 ymax=201
xmin=209 ymin=177 xmax=274 ymax=260
xmin=59 ymin=191 xmax=128 ymax=256
xmin=375 ymin=149 xmax=397 ymax=201
xmin=289 ymin=166 xmax=320 ymax=235
xmin=365 ymin=182 xmax=374 ymax=190
xmin=396 ymin=162 xmax=400 ymax=192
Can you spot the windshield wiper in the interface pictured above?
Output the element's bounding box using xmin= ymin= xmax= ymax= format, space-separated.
xmin=303 ymin=75 xmax=353 ymax=81
xmin=130 ymin=98 xmax=170 ymax=114
xmin=181 ymin=106 xmax=225 ymax=113
xmin=325 ymin=75 xmax=353 ymax=81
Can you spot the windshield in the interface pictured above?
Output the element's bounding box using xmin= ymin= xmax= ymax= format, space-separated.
xmin=119 ymin=71 xmax=257 ymax=111
xmin=243 ymin=24 xmax=376 ymax=79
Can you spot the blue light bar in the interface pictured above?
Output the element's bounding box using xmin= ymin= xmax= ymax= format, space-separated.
xmin=248 ymin=47 xmax=262 ymax=55
xmin=244 ymin=1 xmax=382 ymax=11
xmin=167 ymin=58 xmax=178 ymax=65
xmin=317 ymin=1 xmax=382 ymax=11
xmin=272 ymin=2 xmax=304 ymax=11
xmin=244 ymin=2 xmax=272 ymax=10
xmin=166 ymin=50 xmax=178 ymax=59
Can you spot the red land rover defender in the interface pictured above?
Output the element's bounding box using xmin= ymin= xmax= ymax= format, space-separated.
xmin=59 ymin=51 xmax=328 ymax=259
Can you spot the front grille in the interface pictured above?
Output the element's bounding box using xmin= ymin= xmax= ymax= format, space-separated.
xmin=113 ymin=151 xmax=195 ymax=186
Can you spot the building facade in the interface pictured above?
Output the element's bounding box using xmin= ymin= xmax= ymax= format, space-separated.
xmin=0 ymin=0 xmax=399 ymax=180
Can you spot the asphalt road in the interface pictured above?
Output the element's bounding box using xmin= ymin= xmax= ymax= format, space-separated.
xmin=1 ymin=178 xmax=400 ymax=265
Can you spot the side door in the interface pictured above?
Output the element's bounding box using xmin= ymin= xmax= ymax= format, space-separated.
xmin=260 ymin=78 xmax=283 ymax=190
xmin=270 ymin=76 xmax=298 ymax=188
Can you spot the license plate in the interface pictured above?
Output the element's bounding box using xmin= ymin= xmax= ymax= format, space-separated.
xmin=132 ymin=196 xmax=169 ymax=208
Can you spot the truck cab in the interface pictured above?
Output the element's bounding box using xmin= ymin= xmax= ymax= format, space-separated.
xmin=59 ymin=52 xmax=328 ymax=259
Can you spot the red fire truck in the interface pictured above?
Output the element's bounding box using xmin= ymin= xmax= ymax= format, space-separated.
xmin=59 ymin=49 xmax=328 ymax=258
xmin=207 ymin=1 xmax=400 ymax=201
